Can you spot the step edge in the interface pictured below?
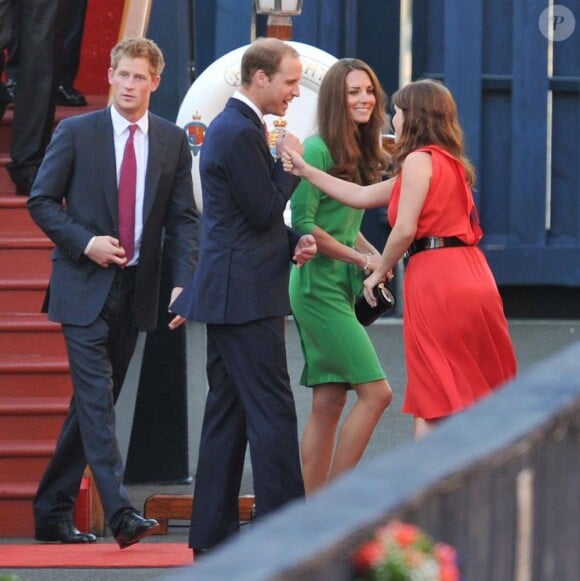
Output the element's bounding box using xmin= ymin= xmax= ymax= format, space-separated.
xmin=0 ymin=397 xmax=70 ymax=414
xmin=0 ymin=483 xmax=38 ymax=498
xmin=0 ymin=314 xmax=61 ymax=331
xmin=0 ymin=197 xmax=27 ymax=209
xmin=0 ymin=355 xmax=69 ymax=373
xmin=0 ymin=278 xmax=48 ymax=289
xmin=0 ymin=440 xmax=55 ymax=456
xmin=0 ymin=237 xmax=53 ymax=249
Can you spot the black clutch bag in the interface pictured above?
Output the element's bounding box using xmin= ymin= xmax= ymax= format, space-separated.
xmin=355 ymin=283 xmax=396 ymax=326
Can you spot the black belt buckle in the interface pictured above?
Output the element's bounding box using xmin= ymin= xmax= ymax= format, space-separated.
xmin=406 ymin=236 xmax=468 ymax=259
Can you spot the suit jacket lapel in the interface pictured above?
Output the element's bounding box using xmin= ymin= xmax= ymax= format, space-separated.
xmin=227 ymin=98 xmax=263 ymax=132
xmin=95 ymin=110 xmax=119 ymax=227
xmin=143 ymin=114 xmax=166 ymax=224
xmin=227 ymin=98 xmax=274 ymax=170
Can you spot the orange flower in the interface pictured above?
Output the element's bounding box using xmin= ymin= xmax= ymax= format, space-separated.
xmin=393 ymin=522 xmax=421 ymax=547
xmin=435 ymin=543 xmax=460 ymax=581
xmin=352 ymin=540 xmax=385 ymax=572
xmin=435 ymin=543 xmax=457 ymax=565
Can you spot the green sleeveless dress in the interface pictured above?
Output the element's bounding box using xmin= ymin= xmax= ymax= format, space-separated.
xmin=289 ymin=135 xmax=387 ymax=388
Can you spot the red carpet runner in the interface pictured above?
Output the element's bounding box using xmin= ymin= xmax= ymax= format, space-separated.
xmin=0 ymin=542 xmax=192 ymax=568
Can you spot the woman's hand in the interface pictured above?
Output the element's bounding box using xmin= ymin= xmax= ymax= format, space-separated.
xmin=363 ymin=269 xmax=394 ymax=306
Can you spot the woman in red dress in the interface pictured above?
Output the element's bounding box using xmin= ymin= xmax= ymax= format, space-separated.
xmin=281 ymin=78 xmax=517 ymax=439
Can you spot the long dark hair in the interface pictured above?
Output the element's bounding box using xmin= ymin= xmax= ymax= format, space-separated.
xmin=318 ymin=58 xmax=389 ymax=185
xmin=391 ymin=78 xmax=476 ymax=186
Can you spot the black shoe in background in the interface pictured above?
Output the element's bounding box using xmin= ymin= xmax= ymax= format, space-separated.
xmin=56 ymin=84 xmax=87 ymax=107
xmin=5 ymin=79 xmax=16 ymax=103
xmin=8 ymin=166 xmax=38 ymax=197
xmin=0 ymin=82 xmax=11 ymax=121
xmin=35 ymin=520 xmax=97 ymax=544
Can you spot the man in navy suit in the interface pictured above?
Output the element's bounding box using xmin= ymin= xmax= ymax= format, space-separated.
xmin=28 ymin=37 xmax=199 ymax=547
xmin=170 ymin=37 xmax=316 ymax=555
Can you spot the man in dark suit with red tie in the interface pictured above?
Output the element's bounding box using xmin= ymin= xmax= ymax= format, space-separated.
xmin=170 ymin=37 xmax=316 ymax=556
xmin=27 ymin=37 xmax=199 ymax=547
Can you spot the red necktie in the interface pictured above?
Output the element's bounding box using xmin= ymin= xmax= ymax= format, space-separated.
xmin=118 ymin=124 xmax=138 ymax=262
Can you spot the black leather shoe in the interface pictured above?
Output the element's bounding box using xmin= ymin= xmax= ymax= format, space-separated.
xmin=0 ymin=82 xmax=11 ymax=121
xmin=10 ymin=167 xmax=37 ymax=197
xmin=56 ymin=84 xmax=87 ymax=107
xmin=113 ymin=510 xmax=159 ymax=549
xmin=35 ymin=521 xmax=97 ymax=544
xmin=5 ymin=79 xmax=16 ymax=103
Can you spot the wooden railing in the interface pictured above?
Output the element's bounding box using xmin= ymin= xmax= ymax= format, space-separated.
xmin=165 ymin=341 xmax=580 ymax=581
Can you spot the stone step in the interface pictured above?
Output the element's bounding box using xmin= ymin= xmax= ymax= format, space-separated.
xmin=0 ymin=482 xmax=38 ymax=537
xmin=0 ymin=354 xmax=71 ymax=398
xmin=0 ymin=440 xmax=55 ymax=483
xmin=0 ymin=238 xmax=53 ymax=279
xmin=0 ymin=192 xmax=43 ymax=237
xmin=0 ymin=278 xmax=47 ymax=315
xmin=0 ymin=313 xmax=65 ymax=356
xmin=0 ymin=396 xmax=69 ymax=442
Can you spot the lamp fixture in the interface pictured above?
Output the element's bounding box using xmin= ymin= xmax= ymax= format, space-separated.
xmin=254 ymin=0 xmax=303 ymax=17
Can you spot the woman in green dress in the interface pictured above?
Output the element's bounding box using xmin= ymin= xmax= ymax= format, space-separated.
xmin=289 ymin=59 xmax=393 ymax=494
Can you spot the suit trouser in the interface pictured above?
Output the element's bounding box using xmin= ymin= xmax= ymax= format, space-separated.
xmin=58 ymin=0 xmax=88 ymax=87
xmin=33 ymin=267 xmax=139 ymax=528
xmin=7 ymin=0 xmax=62 ymax=190
xmin=189 ymin=317 xmax=305 ymax=550
xmin=0 ymin=1 xmax=10 ymax=58
xmin=0 ymin=0 xmax=13 ymax=111
xmin=6 ymin=0 xmax=87 ymax=87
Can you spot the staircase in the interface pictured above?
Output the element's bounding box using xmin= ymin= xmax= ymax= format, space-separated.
xmin=0 ymin=97 xmax=107 ymax=537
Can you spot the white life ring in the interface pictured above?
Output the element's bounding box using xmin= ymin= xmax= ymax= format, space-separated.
xmin=176 ymin=41 xmax=338 ymax=212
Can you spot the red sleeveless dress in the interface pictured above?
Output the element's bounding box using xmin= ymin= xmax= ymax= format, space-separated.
xmin=388 ymin=146 xmax=517 ymax=419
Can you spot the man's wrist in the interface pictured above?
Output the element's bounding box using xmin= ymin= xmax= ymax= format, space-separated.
xmin=84 ymin=236 xmax=96 ymax=255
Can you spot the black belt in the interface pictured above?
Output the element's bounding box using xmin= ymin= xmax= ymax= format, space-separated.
xmin=406 ymin=236 xmax=469 ymax=258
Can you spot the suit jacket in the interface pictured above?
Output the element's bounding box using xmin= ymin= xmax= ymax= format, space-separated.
xmin=28 ymin=107 xmax=199 ymax=332
xmin=172 ymin=97 xmax=300 ymax=324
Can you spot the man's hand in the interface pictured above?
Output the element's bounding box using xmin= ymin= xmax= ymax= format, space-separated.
xmin=168 ymin=287 xmax=186 ymax=330
xmin=280 ymin=147 xmax=307 ymax=177
xmin=86 ymin=236 xmax=127 ymax=268
xmin=293 ymin=234 xmax=317 ymax=267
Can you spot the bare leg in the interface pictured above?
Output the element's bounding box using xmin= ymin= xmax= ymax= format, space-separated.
xmin=328 ymin=379 xmax=392 ymax=481
xmin=300 ymin=384 xmax=347 ymax=495
xmin=413 ymin=416 xmax=444 ymax=439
